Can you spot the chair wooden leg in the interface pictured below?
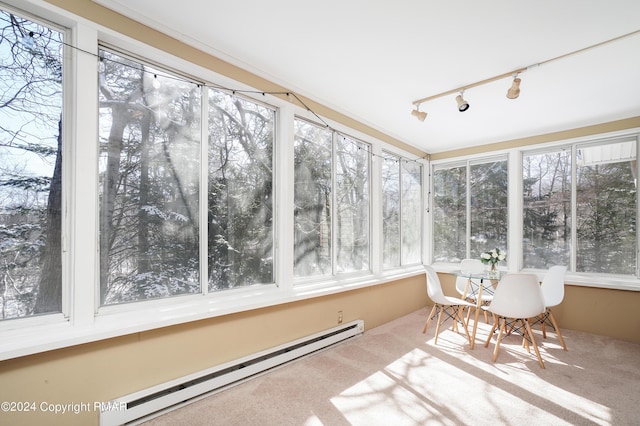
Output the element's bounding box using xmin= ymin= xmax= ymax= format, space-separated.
xmin=454 ymin=306 xmax=472 ymax=345
xmin=423 ymin=305 xmax=437 ymax=333
xmin=548 ymin=309 xmax=568 ymax=351
xmin=521 ymin=320 xmax=531 ymax=353
xmin=492 ymin=318 xmax=506 ymax=362
xmin=524 ymin=319 xmax=545 ymax=369
xmin=541 ymin=313 xmax=547 ymax=339
xmin=451 ymin=307 xmax=459 ymax=333
xmin=434 ymin=306 xmax=444 ymax=345
xmin=484 ymin=313 xmax=498 ymax=348
xmin=470 ymin=303 xmax=482 ymax=349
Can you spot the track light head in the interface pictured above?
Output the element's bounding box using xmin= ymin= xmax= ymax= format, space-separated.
xmin=456 ymin=94 xmax=469 ymax=112
xmin=411 ymin=108 xmax=428 ymax=121
xmin=507 ymin=77 xmax=521 ymax=99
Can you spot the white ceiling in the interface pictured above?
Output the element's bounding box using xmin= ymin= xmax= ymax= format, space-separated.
xmin=95 ymin=0 xmax=640 ymax=154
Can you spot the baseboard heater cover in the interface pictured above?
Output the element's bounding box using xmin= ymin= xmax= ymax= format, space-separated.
xmin=100 ymin=319 xmax=364 ymax=425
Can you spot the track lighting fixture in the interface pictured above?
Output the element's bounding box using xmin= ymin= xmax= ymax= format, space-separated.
xmin=456 ymin=93 xmax=469 ymax=112
xmin=507 ymin=76 xmax=521 ymax=99
xmin=411 ymin=29 xmax=640 ymax=123
xmin=411 ymin=108 xmax=427 ymax=121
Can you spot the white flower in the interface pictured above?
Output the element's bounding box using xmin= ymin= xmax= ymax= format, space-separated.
xmin=480 ymin=248 xmax=506 ymax=265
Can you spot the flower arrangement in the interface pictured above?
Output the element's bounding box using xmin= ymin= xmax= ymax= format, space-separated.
xmin=480 ymin=248 xmax=506 ymax=266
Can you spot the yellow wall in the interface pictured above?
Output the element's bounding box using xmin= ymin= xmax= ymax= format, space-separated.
xmin=0 ymin=275 xmax=426 ymax=426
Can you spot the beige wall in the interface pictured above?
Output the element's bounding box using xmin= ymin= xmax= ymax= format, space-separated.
xmin=0 ymin=275 xmax=426 ymax=426
xmin=3 ymin=272 xmax=636 ymax=426
xmin=430 ymin=116 xmax=640 ymax=159
xmin=437 ymin=273 xmax=640 ymax=344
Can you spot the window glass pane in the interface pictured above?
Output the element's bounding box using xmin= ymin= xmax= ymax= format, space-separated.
xmin=0 ymin=11 xmax=63 ymax=319
xmin=98 ymin=49 xmax=201 ymax=305
xmin=382 ymin=156 xmax=400 ymax=267
xmin=576 ymin=140 xmax=637 ymax=274
xmin=208 ymin=90 xmax=274 ymax=290
xmin=470 ymin=160 xmax=508 ymax=259
xmin=401 ymin=160 xmax=422 ymax=264
xmin=433 ymin=166 xmax=466 ymax=262
xmin=383 ymin=154 xmax=422 ymax=267
xmin=294 ymin=119 xmax=332 ymax=277
xmin=336 ymin=136 xmax=370 ymax=273
xmin=523 ymin=150 xmax=571 ymax=268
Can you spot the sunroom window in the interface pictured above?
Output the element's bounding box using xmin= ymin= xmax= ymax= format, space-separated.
xmin=0 ymin=9 xmax=64 ymax=319
xmin=523 ymin=137 xmax=638 ymax=275
xmin=336 ymin=134 xmax=370 ymax=273
xmin=382 ymin=153 xmax=423 ymax=268
xmin=576 ymin=139 xmax=637 ymax=274
xmin=98 ymin=49 xmax=201 ymax=305
xmin=207 ymin=89 xmax=275 ymax=290
xmin=432 ymin=157 xmax=508 ymax=264
xmin=293 ymin=118 xmax=371 ymax=278
xmin=523 ymin=149 xmax=572 ymax=269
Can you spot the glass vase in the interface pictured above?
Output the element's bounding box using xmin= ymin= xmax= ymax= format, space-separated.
xmin=487 ymin=262 xmax=500 ymax=279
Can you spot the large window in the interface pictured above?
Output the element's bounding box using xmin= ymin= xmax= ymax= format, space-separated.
xmin=523 ymin=149 xmax=571 ymax=268
xmin=98 ymin=50 xmax=277 ymax=304
xmin=433 ymin=158 xmax=508 ymax=264
xmin=98 ymin=49 xmax=201 ymax=305
xmin=293 ymin=119 xmax=332 ymax=277
xmin=0 ymin=10 xmax=64 ymax=319
xmin=382 ymin=154 xmax=423 ymax=268
xmin=470 ymin=161 xmax=508 ymax=256
xmin=293 ymin=119 xmax=370 ymax=278
xmin=432 ymin=164 xmax=466 ymax=262
xmin=336 ymin=135 xmax=370 ymax=273
xmin=524 ymin=138 xmax=638 ymax=275
xmin=207 ymin=90 xmax=275 ymax=290
xmin=576 ymin=140 xmax=636 ymax=274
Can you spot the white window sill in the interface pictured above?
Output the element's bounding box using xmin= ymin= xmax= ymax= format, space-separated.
xmin=0 ymin=267 xmax=425 ymax=361
xmin=431 ymin=263 xmax=640 ymax=291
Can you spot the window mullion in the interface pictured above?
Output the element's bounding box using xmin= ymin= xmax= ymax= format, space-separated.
xmin=466 ymin=161 xmax=472 ymax=259
xmin=570 ymin=144 xmax=578 ymax=273
xmin=72 ymin=23 xmax=99 ymax=324
xmin=331 ymin=131 xmax=338 ymax=276
xmin=200 ymin=87 xmax=208 ymax=295
xmin=636 ymin=136 xmax=640 ymax=278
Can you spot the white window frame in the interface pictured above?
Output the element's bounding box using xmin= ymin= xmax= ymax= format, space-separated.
xmin=520 ymin=133 xmax=640 ymax=285
xmin=381 ymin=151 xmax=424 ymax=270
xmin=292 ymin=117 xmax=374 ymax=284
xmin=431 ymin=154 xmax=508 ymax=264
xmin=431 ymin=131 xmax=640 ymax=291
xmin=0 ymin=0 xmax=424 ymax=361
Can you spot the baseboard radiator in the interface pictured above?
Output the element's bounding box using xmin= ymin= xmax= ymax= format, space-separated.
xmin=100 ymin=319 xmax=364 ymax=425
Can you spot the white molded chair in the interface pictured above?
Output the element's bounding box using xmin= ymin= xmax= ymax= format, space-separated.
xmin=483 ymin=273 xmax=547 ymax=368
xmin=538 ymin=265 xmax=568 ymax=351
xmin=455 ymin=258 xmax=494 ymax=316
xmin=422 ymin=265 xmax=475 ymax=345
xmin=455 ymin=259 xmax=488 ymax=298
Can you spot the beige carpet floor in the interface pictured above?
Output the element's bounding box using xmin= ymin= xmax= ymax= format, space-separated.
xmin=143 ymin=308 xmax=640 ymax=426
